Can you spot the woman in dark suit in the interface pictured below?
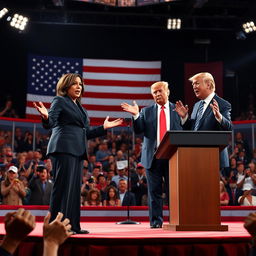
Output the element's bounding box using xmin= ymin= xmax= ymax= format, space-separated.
xmin=33 ymin=73 xmax=122 ymax=234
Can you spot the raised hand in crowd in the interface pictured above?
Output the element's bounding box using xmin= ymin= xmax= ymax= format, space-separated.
xmin=43 ymin=212 xmax=73 ymax=256
xmin=0 ymin=208 xmax=36 ymax=255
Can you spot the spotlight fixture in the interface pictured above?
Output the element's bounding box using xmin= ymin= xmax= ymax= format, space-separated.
xmin=167 ymin=18 xmax=181 ymax=30
xmin=242 ymin=21 xmax=256 ymax=34
xmin=0 ymin=8 xmax=8 ymax=19
xmin=9 ymin=13 xmax=28 ymax=31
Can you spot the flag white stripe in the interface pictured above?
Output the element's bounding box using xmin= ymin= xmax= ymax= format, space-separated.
xmin=83 ymin=72 xmax=160 ymax=81
xmin=27 ymin=94 xmax=153 ymax=106
xmin=83 ymin=59 xmax=161 ymax=68
xmin=85 ymin=85 xmax=151 ymax=94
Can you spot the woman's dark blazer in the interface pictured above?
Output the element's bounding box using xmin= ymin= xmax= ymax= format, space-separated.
xmin=42 ymin=95 xmax=106 ymax=159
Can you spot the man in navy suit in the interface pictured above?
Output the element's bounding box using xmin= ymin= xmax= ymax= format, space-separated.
xmin=175 ymin=72 xmax=232 ymax=168
xmin=121 ymin=81 xmax=182 ymax=228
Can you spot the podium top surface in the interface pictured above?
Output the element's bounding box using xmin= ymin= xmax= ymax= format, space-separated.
xmin=155 ymin=130 xmax=232 ymax=159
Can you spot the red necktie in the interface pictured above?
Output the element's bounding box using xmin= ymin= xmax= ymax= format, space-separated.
xmin=160 ymin=106 xmax=167 ymax=141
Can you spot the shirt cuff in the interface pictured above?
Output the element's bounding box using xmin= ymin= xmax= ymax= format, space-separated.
xmin=181 ymin=114 xmax=188 ymax=125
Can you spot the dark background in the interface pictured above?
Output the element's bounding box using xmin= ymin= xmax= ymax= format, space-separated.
xmin=0 ymin=0 xmax=256 ymax=119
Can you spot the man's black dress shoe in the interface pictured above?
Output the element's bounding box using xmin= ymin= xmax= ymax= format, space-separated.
xmin=150 ymin=223 xmax=162 ymax=229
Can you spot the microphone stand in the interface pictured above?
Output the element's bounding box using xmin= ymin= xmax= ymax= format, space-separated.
xmin=116 ymin=118 xmax=140 ymax=225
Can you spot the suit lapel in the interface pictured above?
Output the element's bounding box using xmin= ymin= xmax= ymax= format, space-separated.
xmin=197 ymin=94 xmax=216 ymax=129
xmin=65 ymin=96 xmax=87 ymax=126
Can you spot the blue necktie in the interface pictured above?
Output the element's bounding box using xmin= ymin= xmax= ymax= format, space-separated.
xmin=194 ymin=100 xmax=205 ymax=131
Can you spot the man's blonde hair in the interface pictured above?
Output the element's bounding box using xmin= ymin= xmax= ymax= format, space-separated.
xmin=189 ymin=72 xmax=215 ymax=91
xmin=151 ymin=81 xmax=170 ymax=96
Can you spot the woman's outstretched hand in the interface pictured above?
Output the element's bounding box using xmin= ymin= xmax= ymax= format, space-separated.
xmin=103 ymin=116 xmax=123 ymax=129
xmin=33 ymin=102 xmax=48 ymax=120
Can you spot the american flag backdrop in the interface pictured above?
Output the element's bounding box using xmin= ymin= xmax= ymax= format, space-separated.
xmin=26 ymin=55 xmax=161 ymax=125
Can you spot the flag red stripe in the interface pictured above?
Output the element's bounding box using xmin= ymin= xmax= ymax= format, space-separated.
xmin=83 ymin=92 xmax=152 ymax=99
xmin=27 ymin=102 xmax=51 ymax=109
xmin=83 ymin=79 xmax=156 ymax=87
xmin=83 ymin=66 xmax=161 ymax=74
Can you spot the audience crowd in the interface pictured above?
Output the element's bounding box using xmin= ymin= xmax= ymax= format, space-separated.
xmin=0 ymin=126 xmax=255 ymax=208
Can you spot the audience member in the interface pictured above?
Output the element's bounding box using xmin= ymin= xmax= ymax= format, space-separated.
xmin=103 ymin=185 xmax=121 ymax=206
xmin=84 ymin=188 xmax=102 ymax=206
xmin=226 ymin=180 xmax=243 ymax=206
xmin=29 ymin=165 xmax=53 ymax=205
xmin=220 ymin=181 xmax=229 ymax=206
xmin=238 ymin=188 xmax=256 ymax=206
xmin=112 ymin=160 xmax=128 ymax=187
xmin=131 ymin=163 xmax=147 ymax=206
xmin=1 ymin=166 xmax=26 ymax=205
xmin=118 ymin=179 xmax=136 ymax=206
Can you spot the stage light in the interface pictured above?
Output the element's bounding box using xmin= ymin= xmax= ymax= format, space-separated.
xmin=9 ymin=13 xmax=28 ymax=31
xmin=0 ymin=8 xmax=8 ymax=19
xmin=167 ymin=18 xmax=181 ymax=30
xmin=242 ymin=21 xmax=256 ymax=34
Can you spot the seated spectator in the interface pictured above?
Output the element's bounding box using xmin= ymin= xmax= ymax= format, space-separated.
xmin=220 ymin=181 xmax=229 ymax=206
xmin=112 ymin=160 xmax=128 ymax=187
xmin=96 ymin=141 xmax=111 ymax=170
xmin=84 ymin=188 xmax=102 ymax=206
xmin=29 ymin=165 xmax=53 ymax=205
xmin=1 ymin=166 xmax=25 ymax=205
xmin=118 ymin=179 xmax=136 ymax=206
xmin=96 ymin=174 xmax=107 ymax=201
xmin=131 ymin=163 xmax=147 ymax=206
xmin=106 ymin=169 xmax=116 ymax=187
xmin=238 ymin=188 xmax=256 ymax=206
xmin=226 ymin=179 xmax=243 ymax=206
xmin=103 ymin=185 xmax=121 ymax=206
xmin=237 ymin=165 xmax=256 ymax=191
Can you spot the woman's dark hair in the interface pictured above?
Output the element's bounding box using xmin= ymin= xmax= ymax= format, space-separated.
xmin=56 ymin=73 xmax=84 ymax=102
xmin=106 ymin=185 xmax=119 ymax=201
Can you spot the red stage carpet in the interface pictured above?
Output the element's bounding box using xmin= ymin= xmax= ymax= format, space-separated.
xmin=0 ymin=222 xmax=252 ymax=256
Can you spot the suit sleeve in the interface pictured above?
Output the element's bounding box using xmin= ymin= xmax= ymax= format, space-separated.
xmin=86 ymin=125 xmax=106 ymax=140
xmin=219 ymin=101 xmax=233 ymax=131
xmin=42 ymin=96 xmax=63 ymax=129
xmin=133 ymin=109 xmax=145 ymax=134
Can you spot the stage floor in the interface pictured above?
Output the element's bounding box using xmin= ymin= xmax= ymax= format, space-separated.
xmin=0 ymin=222 xmax=252 ymax=256
xmin=0 ymin=221 xmax=251 ymax=239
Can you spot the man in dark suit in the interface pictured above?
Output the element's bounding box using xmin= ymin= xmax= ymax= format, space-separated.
xmin=131 ymin=163 xmax=147 ymax=206
xmin=121 ymin=81 xmax=182 ymax=228
xmin=175 ymin=72 xmax=232 ymax=168
xmin=29 ymin=165 xmax=53 ymax=205
xmin=118 ymin=179 xmax=136 ymax=206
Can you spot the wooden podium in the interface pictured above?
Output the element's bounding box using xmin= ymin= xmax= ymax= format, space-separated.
xmin=155 ymin=131 xmax=231 ymax=231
